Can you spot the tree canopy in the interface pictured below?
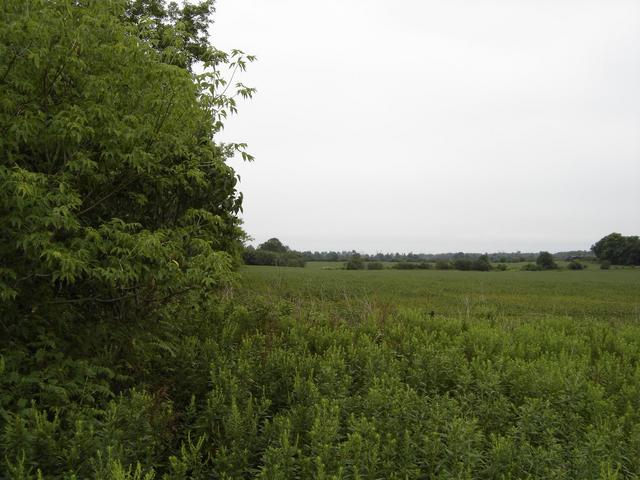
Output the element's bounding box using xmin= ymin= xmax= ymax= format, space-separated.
xmin=536 ymin=251 xmax=557 ymax=270
xmin=0 ymin=0 xmax=254 ymax=332
xmin=592 ymin=233 xmax=640 ymax=266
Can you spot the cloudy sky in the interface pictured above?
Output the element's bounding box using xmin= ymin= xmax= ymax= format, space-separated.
xmin=212 ymin=0 xmax=640 ymax=253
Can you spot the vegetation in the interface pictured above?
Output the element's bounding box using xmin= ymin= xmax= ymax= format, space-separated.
xmin=0 ymin=0 xmax=255 ymax=326
xmin=366 ymin=261 xmax=384 ymax=270
xmin=3 ymin=0 xmax=640 ymax=478
xmin=298 ymin=250 xmax=592 ymax=263
xmin=394 ymin=261 xmax=432 ymax=270
xmin=567 ymin=260 xmax=585 ymax=270
xmin=536 ymin=251 xmax=558 ymax=270
xmin=345 ymin=253 xmax=365 ymax=270
xmin=242 ymin=239 xmax=306 ymax=267
xmin=592 ymin=233 xmax=640 ymax=266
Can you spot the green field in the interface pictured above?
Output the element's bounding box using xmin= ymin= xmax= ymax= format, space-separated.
xmin=4 ymin=263 xmax=640 ymax=478
xmin=201 ymin=264 xmax=640 ymax=478
xmin=240 ymin=263 xmax=640 ymax=322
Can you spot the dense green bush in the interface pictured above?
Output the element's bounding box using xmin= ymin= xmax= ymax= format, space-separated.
xmin=435 ymin=260 xmax=452 ymax=270
xmin=345 ymin=254 xmax=365 ymax=270
xmin=536 ymin=251 xmax=558 ymax=270
xmin=521 ymin=263 xmax=542 ymax=271
xmin=366 ymin=261 xmax=384 ymax=270
xmin=567 ymin=260 xmax=585 ymax=270
xmin=243 ymin=247 xmax=306 ymax=267
xmin=0 ymin=0 xmax=255 ymax=334
xmin=394 ymin=262 xmax=432 ymax=270
xmin=5 ymin=294 xmax=640 ymax=478
xmin=601 ymin=260 xmax=612 ymax=270
xmin=453 ymin=256 xmax=491 ymax=272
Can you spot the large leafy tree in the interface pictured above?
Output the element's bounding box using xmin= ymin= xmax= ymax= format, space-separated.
xmin=0 ymin=0 xmax=254 ymax=333
xmin=592 ymin=233 xmax=640 ymax=266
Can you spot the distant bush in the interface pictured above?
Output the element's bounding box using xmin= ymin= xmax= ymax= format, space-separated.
xmin=394 ymin=262 xmax=432 ymax=270
xmin=496 ymin=264 xmax=508 ymax=271
xmin=453 ymin=255 xmax=491 ymax=271
xmin=435 ymin=260 xmax=452 ymax=270
xmin=536 ymin=251 xmax=557 ymax=270
xmin=600 ymin=260 xmax=612 ymax=270
xmin=367 ymin=262 xmax=384 ymax=270
xmin=472 ymin=255 xmax=492 ymax=271
xmin=567 ymin=260 xmax=585 ymax=270
xmin=346 ymin=254 xmax=365 ymax=270
xmin=522 ymin=263 xmax=542 ymax=271
xmin=453 ymin=259 xmax=472 ymax=271
xmin=243 ymin=247 xmax=306 ymax=267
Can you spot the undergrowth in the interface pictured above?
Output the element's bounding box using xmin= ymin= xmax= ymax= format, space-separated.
xmin=3 ymin=292 xmax=640 ymax=479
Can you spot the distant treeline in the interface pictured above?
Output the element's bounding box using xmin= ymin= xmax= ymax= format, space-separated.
xmin=243 ymin=233 xmax=640 ymax=268
xmin=297 ymin=249 xmax=592 ymax=263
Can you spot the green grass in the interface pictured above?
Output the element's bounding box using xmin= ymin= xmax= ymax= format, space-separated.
xmin=240 ymin=264 xmax=640 ymax=322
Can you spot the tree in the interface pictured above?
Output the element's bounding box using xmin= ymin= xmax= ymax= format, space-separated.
xmin=592 ymin=233 xmax=640 ymax=265
xmin=472 ymin=254 xmax=492 ymax=271
xmin=345 ymin=253 xmax=365 ymax=270
xmin=0 ymin=0 xmax=255 ymax=331
xmin=259 ymin=238 xmax=289 ymax=253
xmin=536 ymin=251 xmax=557 ymax=270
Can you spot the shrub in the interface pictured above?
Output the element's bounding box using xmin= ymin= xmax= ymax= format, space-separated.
xmin=345 ymin=254 xmax=365 ymax=270
xmin=472 ymin=255 xmax=492 ymax=271
xmin=367 ymin=262 xmax=384 ymax=270
xmin=600 ymin=260 xmax=612 ymax=270
xmin=454 ymin=259 xmax=472 ymax=271
xmin=536 ymin=251 xmax=557 ymax=270
xmin=522 ymin=263 xmax=542 ymax=271
xmin=496 ymin=264 xmax=508 ymax=271
xmin=567 ymin=260 xmax=585 ymax=270
xmin=435 ymin=260 xmax=452 ymax=270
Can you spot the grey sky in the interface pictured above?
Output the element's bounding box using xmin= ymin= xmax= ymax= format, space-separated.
xmin=213 ymin=0 xmax=640 ymax=253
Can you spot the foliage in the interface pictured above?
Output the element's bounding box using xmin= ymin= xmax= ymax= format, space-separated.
xmin=435 ymin=260 xmax=452 ymax=270
xmin=244 ymin=262 xmax=640 ymax=321
xmin=242 ymin=240 xmax=305 ymax=267
xmin=366 ymin=261 xmax=384 ymax=270
xmin=452 ymin=255 xmax=491 ymax=272
xmin=259 ymin=238 xmax=289 ymax=253
xmin=0 ymin=0 xmax=255 ymax=331
xmin=567 ymin=260 xmax=585 ymax=270
xmin=522 ymin=263 xmax=542 ymax=271
xmin=345 ymin=253 xmax=365 ymax=270
xmin=3 ymin=266 xmax=640 ymax=477
xmin=536 ymin=251 xmax=557 ymax=270
xmin=592 ymin=233 xmax=640 ymax=266
xmin=601 ymin=260 xmax=612 ymax=270
xmin=394 ymin=262 xmax=432 ymax=270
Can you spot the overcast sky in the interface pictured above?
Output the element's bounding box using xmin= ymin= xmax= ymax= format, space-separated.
xmin=212 ymin=0 xmax=640 ymax=253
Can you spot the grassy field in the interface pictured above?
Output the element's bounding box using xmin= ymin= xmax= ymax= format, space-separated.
xmin=4 ymin=263 xmax=640 ymax=478
xmin=240 ymin=262 xmax=640 ymax=322
xmin=227 ymin=264 xmax=640 ymax=478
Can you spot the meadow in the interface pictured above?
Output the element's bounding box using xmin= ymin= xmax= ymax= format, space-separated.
xmin=3 ymin=262 xmax=640 ymax=478
xmin=240 ymin=262 xmax=640 ymax=322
